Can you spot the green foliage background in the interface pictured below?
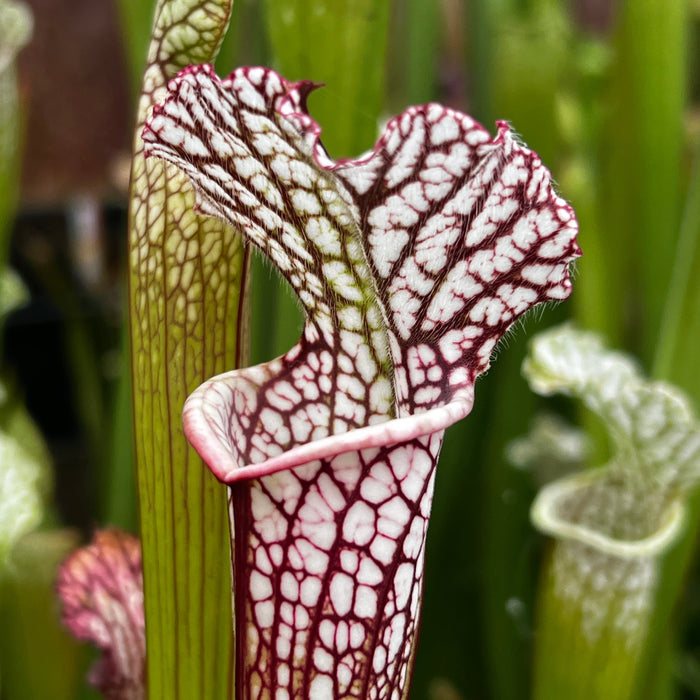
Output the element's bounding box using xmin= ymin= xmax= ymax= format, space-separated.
xmin=2 ymin=0 xmax=700 ymax=698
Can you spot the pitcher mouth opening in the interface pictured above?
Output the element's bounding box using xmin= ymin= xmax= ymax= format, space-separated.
xmin=531 ymin=469 xmax=686 ymax=559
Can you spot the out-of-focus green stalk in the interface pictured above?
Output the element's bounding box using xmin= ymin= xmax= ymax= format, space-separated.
xmin=404 ymin=0 xmax=439 ymax=104
xmin=654 ymin=137 xmax=700 ymax=402
xmin=103 ymin=323 xmax=137 ymax=530
xmin=532 ymin=542 xmax=651 ymax=700
xmin=479 ymin=342 xmax=544 ymax=700
xmin=387 ymin=0 xmax=440 ymax=108
xmin=215 ymin=0 xmax=269 ymax=73
xmin=636 ymin=121 xmax=700 ymax=700
xmin=264 ymin=0 xmax=391 ymax=159
xmin=466 ymin=0 xmax=494 ymax=124
xmin=0 ymin=531 xmax=95 ymax=700
xmin=603 ymin=0 xmax=686 ymax=362
xmin=249 ymin=255 xmax=302 ymax=364
xmin=128 ymin=2 xmax=243 ymax=697
xmin=462 ymin=4 xmax=574 ymax=698
xmin=564 ymin=158 xmax=612 ymax=343
xmin=623 ymin=4 xmax=695 ymax=698
xmin=115 ymin=0 xmax=159 ymax=98
xmin=488 ymin=1 xmax=571 ymax=166
xmin=413 ymin=395 xmax=491 ymax=699
xmin=553 ymin=34 xmax=614 ymax=343
xmin=526 ymin=4 xmax=687 ymax=698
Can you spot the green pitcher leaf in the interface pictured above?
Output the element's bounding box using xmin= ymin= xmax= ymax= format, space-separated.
xmin=524 ymin=325 xmax=700 ymax=700
xmin=127 ymin=1 xmax=243 ymax=697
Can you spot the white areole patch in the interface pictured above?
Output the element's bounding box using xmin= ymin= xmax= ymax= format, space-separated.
xmin=250 ymin=570 xmax=273 ymax=601
xmin=330 ymin=572 xmax=355 ymax=616
xmin=538 ymin=228 xmax=575 ymax=258
xmin=309 ymin=675 xmax=333 ymax=700
xmin=340 ymin=548 xmax=359 ymax=574
xmin=265 ymin=381 xmax=302 ymax=411
xmin=438 ymin=326 xmax=484 ymax=364
xmin=393 ymin=562 xmax=415 ymax=610
xmin=391 ymin=257 xmax=435 ymax=299
xmin=389 ymin=288 xmax=421 ymax=339
xmin=233 ymin=73 xmax=267 ymax=110
xmin=387 ymin=612 xmax=407 ymax=663
xmin=429 ymin=115 xmax=460 ymax=145
xmin=306 ymin=216 xmax=342 ymax=256
xmin=343 ymin=501 xmax=376 ymax=546
xmin=398 ymin=181 xmax=430 ymax=213
xmin=440 ymin=141 xmax=473 ymax=178
xmin=368 ymin=226 xmax=410 ymax=278
xmin=420 ymin=162 xmax=453 ymax=185
xmin=412 ymin=213 xmax=460 ymax=275
xmin=357 ymin=555 xmax=383 ymax=586
xmin=290 ymin=160 xmax=316 ymax=188
xmin=164 ymin=119 xmax=210 ymax=158
xmin=255 ymin=600 xmax=274 ymax=628
xmin=384 ymin=114 xmax=425 ymax=188
xmin=209 ymin=130 xmax=236 ymax=159
xmin=423 ymin=263 xmax=484 ymax=329
xmin=464 ymin=199 xmax=504 ymax=248
xmin=321 ymin=260 xmax=364 ymax=303
xmin=294 ymin=538 xmax=330 ymax=575
xmin=290 ymin=188 xmax=322 ymax=215
xmin=370 ymin=533 xmax=395 ymax=565
xmin=522 ymin=263 xmax=557 ymax=286
xmin=336 ymin=158 xmax=382 ymax=195
xmin=233 ymin=154 xmax=264 ymax=179
xmin=377 ymin=496 xmax=412 ymax=539
xmin=354 ymin=584 xmax=378 ymax=618
xmin=299 ymin=576 xmax=322 ymax=607
xmin=404 ymin=345 xmax=437 ymax=389
xmin=469 ymin=296 xmax=507 ymax=326
xmin=314 ymin=647 xmax=333 ymax=673
xmin=500 ymin=284 xmax=537 ymax=314
xmin=251 ymin=488 xmax=289 ymax=543
xmin=360 ymin=462 xmax=396 ymax=512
